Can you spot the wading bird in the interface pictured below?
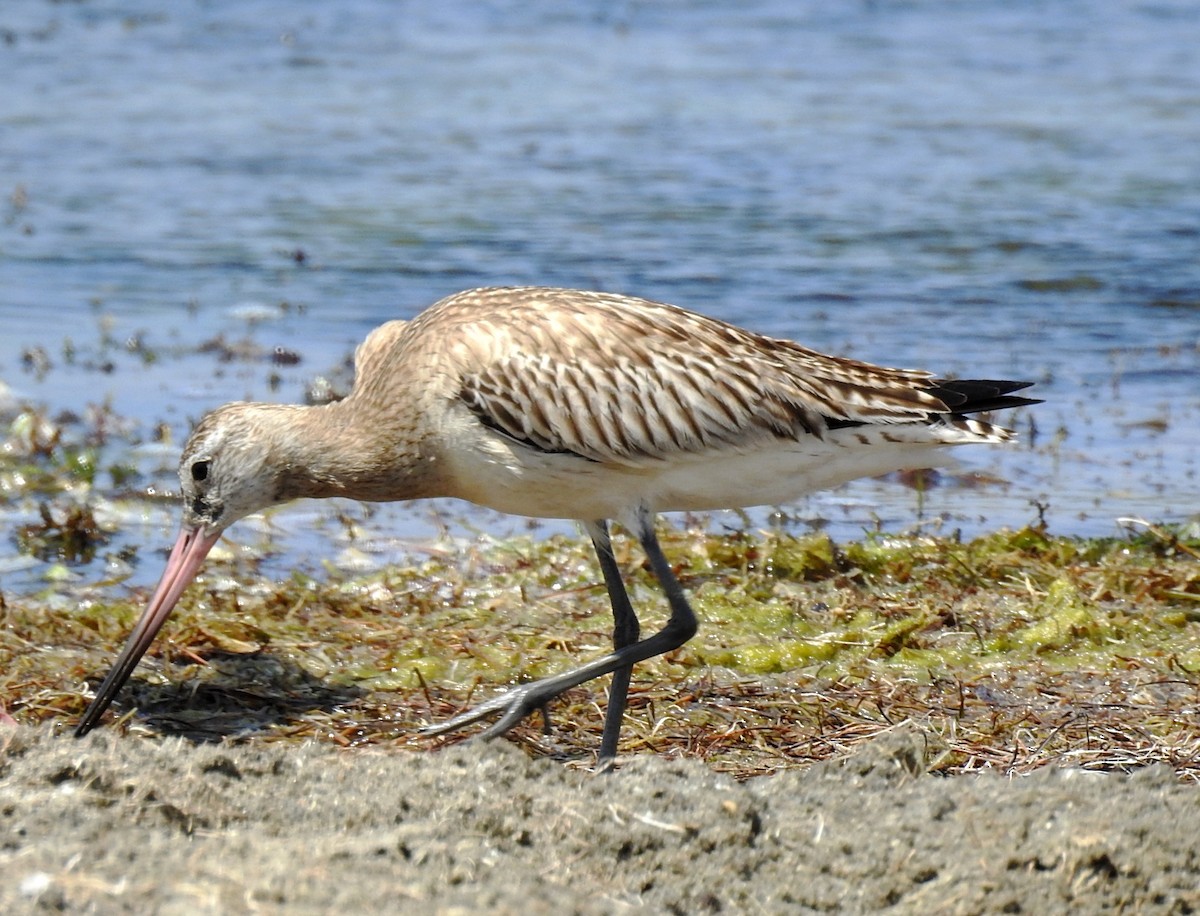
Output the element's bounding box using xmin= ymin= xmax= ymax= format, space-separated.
xmin=76 ymin=286 xmax=1037 ymax=761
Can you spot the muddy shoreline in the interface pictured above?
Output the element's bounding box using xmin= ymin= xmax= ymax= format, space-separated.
xmin=2 ymin=724 xmax=1196 ymax=913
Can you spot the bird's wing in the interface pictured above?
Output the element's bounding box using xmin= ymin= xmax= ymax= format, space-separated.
xmin=439 ymin=288 xmax=966 ymax=466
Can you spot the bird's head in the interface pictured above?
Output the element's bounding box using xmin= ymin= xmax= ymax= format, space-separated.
xmin=178 ymin=402 xmax=291 ymax=535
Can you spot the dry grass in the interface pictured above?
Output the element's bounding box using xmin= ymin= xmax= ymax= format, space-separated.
xmin=3 ymin=517 xmax=1199 ymax=779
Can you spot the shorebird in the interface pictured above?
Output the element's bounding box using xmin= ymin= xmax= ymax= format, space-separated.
xmin=75 ymin=286 xmax=1037 ymax=761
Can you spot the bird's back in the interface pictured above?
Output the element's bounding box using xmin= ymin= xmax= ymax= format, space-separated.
xmin=406 ymin=287 xmax=1028 ymax=458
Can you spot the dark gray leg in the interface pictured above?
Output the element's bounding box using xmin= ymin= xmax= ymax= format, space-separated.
xmin=422 ymin=508 xmax=699 ymax=760
xmin=586 ymin=519 xmax=640 ymax=764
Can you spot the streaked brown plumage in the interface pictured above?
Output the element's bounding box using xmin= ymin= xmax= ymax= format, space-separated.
xmin=76 ymin=286 xmax=1038 ymax=762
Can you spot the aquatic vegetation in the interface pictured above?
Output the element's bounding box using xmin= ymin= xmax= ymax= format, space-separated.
xmin=2 ymin=518 xmax=1198 ymax=779
xmin=15 ymin=501 xmax=107 ymax=563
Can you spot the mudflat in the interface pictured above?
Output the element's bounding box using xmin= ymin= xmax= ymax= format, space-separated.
xmin=2 ymin=724 xmax=1196 ymax=913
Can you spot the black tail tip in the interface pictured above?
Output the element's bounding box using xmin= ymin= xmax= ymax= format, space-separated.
xmin=930 ymin=378 xmax=1041 ymax=414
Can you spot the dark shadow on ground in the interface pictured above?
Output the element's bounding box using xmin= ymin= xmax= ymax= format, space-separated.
xmin=94 ymin=651 xmax=364 ymax=742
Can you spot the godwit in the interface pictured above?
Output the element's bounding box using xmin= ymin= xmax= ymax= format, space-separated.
xmin=75 ymin=286 xmax=1038 ymax=761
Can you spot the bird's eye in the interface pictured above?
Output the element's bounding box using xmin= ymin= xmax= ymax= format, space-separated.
xmin=191 ymin=460 xmax=210 ymax=482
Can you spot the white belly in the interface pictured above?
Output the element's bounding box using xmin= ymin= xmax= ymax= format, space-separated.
xmin=439 ymin=416 xmax=962 ymax=523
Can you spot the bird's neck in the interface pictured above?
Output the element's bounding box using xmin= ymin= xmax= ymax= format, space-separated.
xmin=271 ymin=398 xmax=441 ymax=504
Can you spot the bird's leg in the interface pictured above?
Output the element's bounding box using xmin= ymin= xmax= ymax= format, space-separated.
xmin=421 ymin=509 xmax=698 ymax=750
xmin=586 ymin=519 xmax=640 ymax=765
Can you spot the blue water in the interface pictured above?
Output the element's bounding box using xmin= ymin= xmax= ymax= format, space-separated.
xmin=1 ymin=0 xmax=1198 ymax=592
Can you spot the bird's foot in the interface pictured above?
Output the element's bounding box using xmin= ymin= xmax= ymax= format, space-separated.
xmin=420 ymin=681 xmax=558 ymax=741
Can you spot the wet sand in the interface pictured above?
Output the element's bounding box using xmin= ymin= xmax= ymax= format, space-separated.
xmin=2 ymin=724 xmax=1196 ymax=913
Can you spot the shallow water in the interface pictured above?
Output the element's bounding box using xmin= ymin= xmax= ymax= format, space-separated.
xmin=1 ymin=0 xmax=1197 ymax=593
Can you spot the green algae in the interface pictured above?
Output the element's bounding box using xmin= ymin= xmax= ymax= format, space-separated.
xmin=2 ymin=519 xmax=1199 ymax=777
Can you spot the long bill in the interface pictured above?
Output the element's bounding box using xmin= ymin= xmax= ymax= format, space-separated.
xmin=75 ymin=525 xmax=223 ymax=737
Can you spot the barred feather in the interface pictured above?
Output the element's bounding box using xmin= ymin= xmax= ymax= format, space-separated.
xmin=392 ymin=287 xmax=1036 ymax=467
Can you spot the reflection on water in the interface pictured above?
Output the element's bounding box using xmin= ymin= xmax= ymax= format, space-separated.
xmin=0 ymin=1 xmax=1197 ymax=592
